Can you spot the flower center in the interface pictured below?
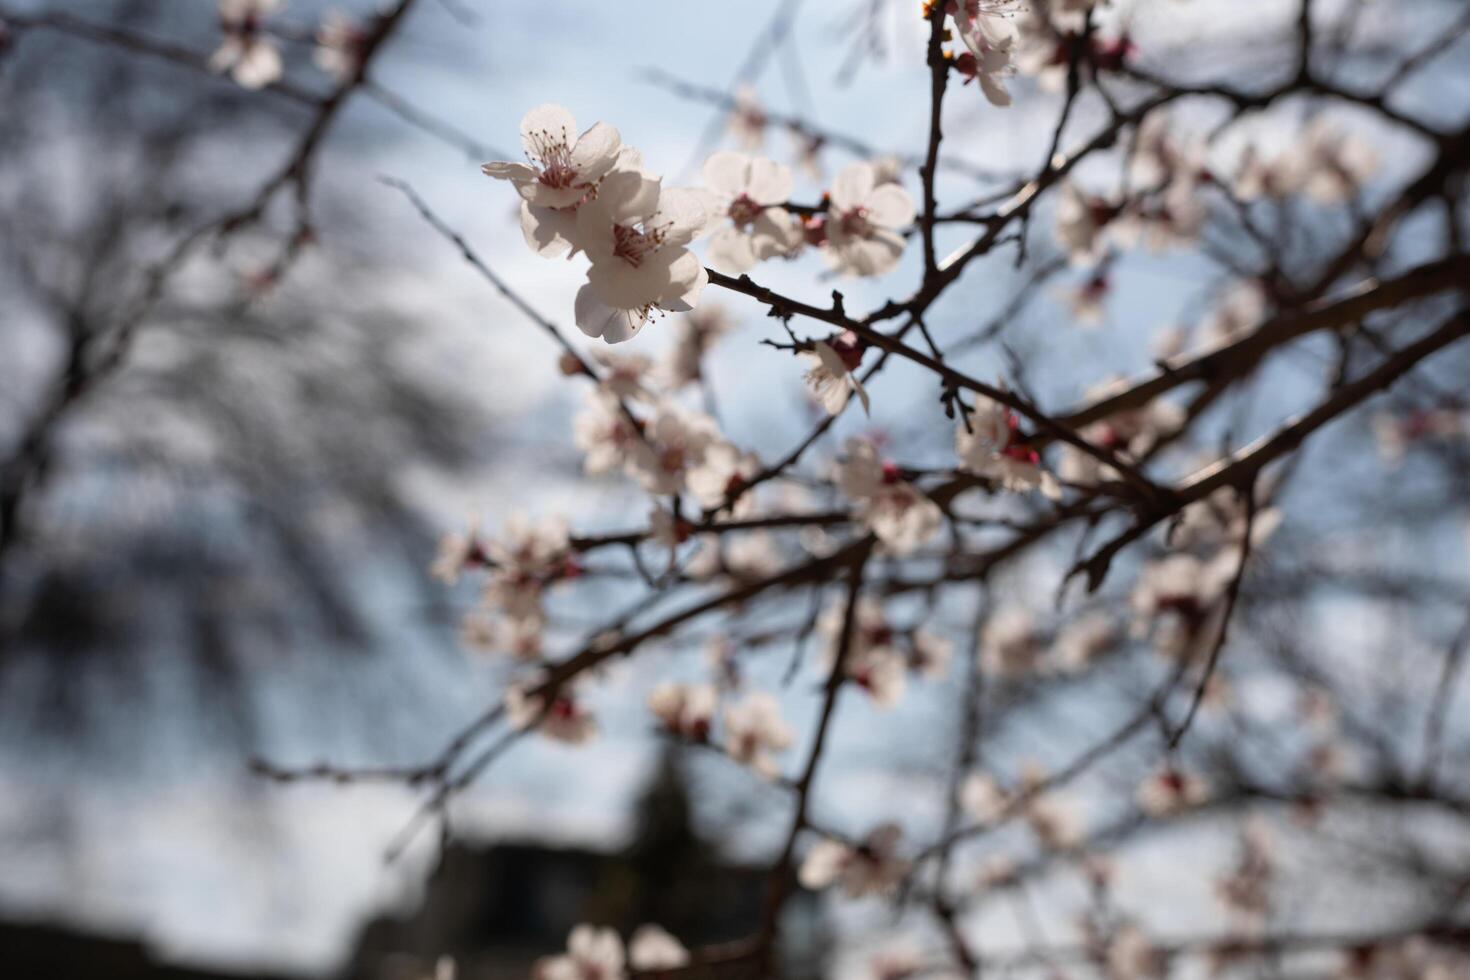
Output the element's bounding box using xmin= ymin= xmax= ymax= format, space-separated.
xmin=727 ymin=194 xmax=764 ymax=228
xmin=659 ymin=444 xmax=687 ymax=475
xmin=997 ymin=411 xmax=1039 ymax=464
xmin=527 ymin=129 xmax=577 ymax=188
xmin=838 ymin=205 xmax=873 ymax=238
xmin=612 ymin=223 xmax=664 ymax=268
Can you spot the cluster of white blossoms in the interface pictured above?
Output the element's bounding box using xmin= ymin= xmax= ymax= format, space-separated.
xmin=956 ymin=395 xmax=1063 ymax=498
xmin=1135 ymin=763 xmax=1210 ymax=818
xmin=504 ymin=669 xmax=597 ymax=745
xmin=483 ymin=105 xmax=709 ymax=344
xmin=568 ymin=348 xmax=764 ymax=514
xmin=1372 ymin=405 xmax=1468 ymax=467
xmin=836 ymin=438 xmax=943 ymax=555
xmin=534 ymin=923 xmax=689 ymax=980
xmin=211 ymin=1 xmax=367 ymax=90
xmin=1052 ymin=103 xmax=1384 ymax=329
xmin=816 ymin=596 xmax=952 ymax=708
xmin=945 ymin=0 xmax=1134 ymax=108
xmin=1233 ymin=118 xmax=1379 ymax=205
xmin=1129 ymin=486 xmax=1281 ymax=664
xmin=961 ymin=765 xmax=1084 ymax=851
xmin=482 ymin=106 xmax=919 ymax=346
xmin=1058 ymin=378 xmax=1183 ymax=487
xmin=648 ymin=684 xmax=795 ymax=778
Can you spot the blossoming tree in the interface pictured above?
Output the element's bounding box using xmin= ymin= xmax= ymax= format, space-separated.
xmin=4 ymin=0 xmax=1470 ymax=977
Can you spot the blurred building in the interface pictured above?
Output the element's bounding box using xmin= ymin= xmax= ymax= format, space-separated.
xmin=2 ymin=751 xmax=827 ymax=980
xmin=349 ymin=750 xmax=827 ymax=979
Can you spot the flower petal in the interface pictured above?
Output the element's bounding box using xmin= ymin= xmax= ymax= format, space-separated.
xmin=750 ymin=209 xmax=802 ymax=258
xmin=981 ymin=73 xmax=1013 ymax=108
xmin=702 ymin=151 xmax=752 ymax=196
xmin=654 ymin=188 xmax=713 ymax=246
xmin=234 ymin=41 xmax=282 ymax=89
xmin=865 ymin=184 xmax=916 ymax=228
xmin=599 ymin=169 xmax=661 ymax=223
xmin=518 ymin=182 xmax=588 ymax=210
xmin=658 ymin=250 xmax=708 ymax=312
xmin=481 ymin=161 xmax=538 ymax=183
xmin=830 ymin=161 xmax=876 ymax=212
xmin=601 ymin=309 xmax=649 ymax=344
xmin=519 ymin=103 xmax=576 ymax=158
xmin=574 ymin=284 xmax=641 ymax=342
xmin=851 ymin=373 xmax=871 ymax=416
xmin=836 ymin=228 xmax=905 ymax=277
xmin=745 ymin=156 xmax=793 ymax=205
xmin=569 ymin=121 xmax=621 ymax=181
xmin=519 ymin=202 xmax=577 ymax=258
xmin=707 ymin=225 xmax=758 ymax=274
xmin=587 ymin=252 xmax=676 ymax=311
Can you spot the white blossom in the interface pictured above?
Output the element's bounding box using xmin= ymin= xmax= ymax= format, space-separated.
xmin=1136 ymin=764 xmax=1209 ymax=817
xmin=979 ymin=605 xmax=1041 ymax=678
xmin=1025 ymin=789 xmax=1082 ymax=850
xmin=699 ymin=151 xmax=803 ymax=274
xmin=660 ymin=305 xmax=733 ymax=389
xmin=431 ymin=520 xmax=483 ymax=585
xmin=573 ymin=390 xmax=643 ymax=476
xmin=799 ymin=823 xmax=909 ymax=897
xmin=727 ymin=84 xmax=767 ymax=151
xmin=1059 ymin=269 xmax=1111 ymax=326
xmin=837 ymin=438 xmax=942 ymax=555
xmin=647 ymin=505 xmax=694 ymax=549
xmin=950 ymin=1 xmax=1020 ymax=107
xmin=956 ymin=399 xmax=1061 ymax=497
xmin=590 ymin=349 xmax=658 ymax=403
xmin=1050 ymin=610 xmax=1116 ymax=673
xmin=1200 ymin=280 xmax=1268 ymax=348
xmin=1130 ymin=552 xmax=1235 ymax=662
xmin=1215 ymin=819 xmax=1274 ymax=929
xmin=1299 ymin=120 xmax=1378 ymax=203
xmin=313 ymin=9 xmax=365 ymax=83
xmin=1105 ymin=924 xmax=1165 ymax=980
xmin=723 ymin=692 xmax=794 ymax=778
xmin=1058 ymin=381 xmax=1182 ymax=486
xmin=1055 ymin=181 xmax=1122 ymax=264
xmin=824 ymin=162 xmax=915 ymax=277
xmin=1372 ymin=407 xmax=1466 ymax=467
xmin=819 ymin=596 xmax=909 ymax=707
xmin=911 ymin=629 xmax=953 ymax=679
xmin=647 ymin=682 xmax=717 ymax=741
xmin=803 ymin=332 xmax=871 ymax=416
xmin=624 ymin=402 xmax=721 ymax=495
xmin=628 ymin=925 xmax=689 ymax=972
xmin=459 ymin=611 xmax=542 ymax=663
xmin=575 ymin=175 xmax=710 ymax=343
xmin=505 ymin=675 xmax=597 ymax=745
xmin=961 ymin=771 xmax=1011 ymax=824
xmin=482 ymin=104 xmax=622 ymax=211
xmin=537 ymin=924 xmax=624 ymax=980
xmin=211 ymin=0 xmax=283 ymax=90
xmin=687 ymin=441 xmax=762 ymax=512
xmin=483 ymin=514 xmax=576 ymax=621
